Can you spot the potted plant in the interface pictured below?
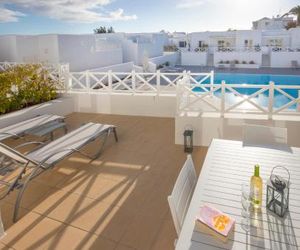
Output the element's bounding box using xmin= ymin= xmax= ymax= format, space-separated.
xmin=249 ymin=61 xmax=255 ymax=64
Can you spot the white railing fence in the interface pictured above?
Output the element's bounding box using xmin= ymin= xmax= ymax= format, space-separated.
xmin=1 ymin=62 xmax=299 ymax=119
xmin=177 ymin=77 xmax=300 ymax=118
xmin=67 ymin=70 xmax=214 ymax=96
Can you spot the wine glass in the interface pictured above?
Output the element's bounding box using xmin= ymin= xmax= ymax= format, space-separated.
xmin=241 ymin=183 xmax=252 ymax=232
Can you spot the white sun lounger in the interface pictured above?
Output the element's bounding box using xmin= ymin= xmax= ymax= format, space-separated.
xmin=0 ymin=122 xmax=118 ymax=222
xmin=0 ymin=114 xmax=65 ymax=141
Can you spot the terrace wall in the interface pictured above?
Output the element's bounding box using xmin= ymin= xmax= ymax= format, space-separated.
xmin=149 ymin=52 xmax=179 ymax=66
xmin=71 ymin=93 xmax=176 ymax=118
xmin=88 ymin=62 xmax=139 ymax=73
xmin=181 ymin=52 xmax=207 ymax=66
xmin=175 ymin=116 xmax=300 ymax=147
xmin=270 ymin=52 xmax=300 ymax=68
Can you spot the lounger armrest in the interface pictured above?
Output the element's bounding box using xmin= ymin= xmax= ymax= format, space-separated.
xmin=14 ymin=141 xmax=45 ymax=150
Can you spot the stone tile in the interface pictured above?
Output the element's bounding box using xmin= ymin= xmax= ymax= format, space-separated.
xmin=1 ymin=212 xmax=63 ymax=249
xmin=38 ymin=225 xmax=116 ymax=250
xmin=114 ymin=244 xmax=136 ymax=250
xmin=150 ymin=217 xmax=177 ymax=250
xmin=32 ymin=189 xmax=94 ymax=224
xmin=120 ymin=213 xmax=164 ymax=250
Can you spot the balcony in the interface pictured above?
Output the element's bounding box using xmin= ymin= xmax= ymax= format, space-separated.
xmin=0 ymin=112 xmax=207 ymax=250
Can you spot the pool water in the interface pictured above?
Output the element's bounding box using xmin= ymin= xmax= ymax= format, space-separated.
xmin=197 ymin=73 xmax=300 ymax=109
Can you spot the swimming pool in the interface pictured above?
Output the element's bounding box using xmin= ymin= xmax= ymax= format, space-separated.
xmin=197 ymin=73 xmax=300 ymax=109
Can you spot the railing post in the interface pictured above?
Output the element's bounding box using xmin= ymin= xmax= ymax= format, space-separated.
xmin=64 ymin=64 xmax=70 ymax=92
xmin=86 ymin=71 xmax=90 ymax=92
xmin=210 ymin=70 xmax=214 ymax=96
xmin=157 ymin=70 xmax=160 ymax=96
xmin=221 ymin=80 xmax=226 ymax=117
xmin=268 ymin=81 xmax=274 ymax=119
xmin=132 ymin=70 xmax=136 ymax=93
xmin=296 ymin=90 xmax=300 ymax=112
xmin=108 ymin=70 xmax=112 ymax=93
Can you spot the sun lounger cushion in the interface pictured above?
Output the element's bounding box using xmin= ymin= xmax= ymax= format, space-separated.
xmin=27 ymin=122 xmax=113 ymax=166
xmin=0 ymin=114 xmax=64 ymax=141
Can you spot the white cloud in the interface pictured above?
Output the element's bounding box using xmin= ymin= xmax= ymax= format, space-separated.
xmin=176 ymin=0 xmax=205 ymax=9
xmin=0 ymin=7 xmax=25 ymax=22
xmin=0 ymin=0 xmax=137 ymax=23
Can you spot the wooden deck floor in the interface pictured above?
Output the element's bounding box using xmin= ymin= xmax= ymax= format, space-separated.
xmin=0 ymin=113 xmax=207 ymax=250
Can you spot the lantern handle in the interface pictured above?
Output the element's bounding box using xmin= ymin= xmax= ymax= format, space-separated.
xmin=271 ymin=165 xmax=290 ymax=184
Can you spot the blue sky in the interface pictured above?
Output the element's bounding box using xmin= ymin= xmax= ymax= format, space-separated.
xmin=0 ymin=0 xmax=298 ymax=35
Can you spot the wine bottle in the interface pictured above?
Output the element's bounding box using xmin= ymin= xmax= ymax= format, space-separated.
xmin=250 ymin=164 xmax=263 ymax=209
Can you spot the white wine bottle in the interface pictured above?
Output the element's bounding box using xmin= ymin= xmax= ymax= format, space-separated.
xmin=250 ymin=164 xmax=263 ymax=209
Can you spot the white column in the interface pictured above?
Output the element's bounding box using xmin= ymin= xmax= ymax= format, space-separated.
xmin=268 ymin=81 xmax=275 ymax=120
xmin=221 ymin=80 xmax=226 ymax=117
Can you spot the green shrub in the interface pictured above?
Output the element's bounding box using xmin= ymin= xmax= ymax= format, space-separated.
xmin=0 ymin=64 xmax=58 ymax=115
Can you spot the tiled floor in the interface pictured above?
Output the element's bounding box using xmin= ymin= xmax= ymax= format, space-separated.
xmin=0 ymin=113 xmax=208 ymax=250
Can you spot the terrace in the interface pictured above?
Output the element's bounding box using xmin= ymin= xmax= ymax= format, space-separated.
xmin=0 ymin=113 xmax=207 ymax=250
xmin=0 ymin=61 xmax=300 ymax=250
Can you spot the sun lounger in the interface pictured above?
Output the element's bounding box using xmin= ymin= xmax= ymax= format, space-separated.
xmin=0 ymin=114 xmax=66 ymax=141
xmin=0 ymin=122 xmax=118 ymax=222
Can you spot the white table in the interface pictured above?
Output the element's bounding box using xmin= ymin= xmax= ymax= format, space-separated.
xmin=176 ymin=139 xmax=300 ymax=250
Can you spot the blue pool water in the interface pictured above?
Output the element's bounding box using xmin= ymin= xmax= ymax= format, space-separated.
xmin=197 ymin=73 xmax=300 ymax=109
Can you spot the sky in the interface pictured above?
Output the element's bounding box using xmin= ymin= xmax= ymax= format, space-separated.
xmin=0 ymin=0 xmax=298 ymax=35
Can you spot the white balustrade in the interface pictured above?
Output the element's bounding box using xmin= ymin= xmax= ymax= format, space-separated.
xmin=1 ymin=62 xmax=300 ymax=119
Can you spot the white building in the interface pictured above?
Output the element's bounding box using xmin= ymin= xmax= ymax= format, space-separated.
xmin=174 ymin=26 xmax=300 ymax=68
xmin=0 ymin=34 xmax=124 ymax=71
xmin=0 ymin=32 xmax=171 ymax=71
xmin=252 ymin=16 xmax=294 ymax=30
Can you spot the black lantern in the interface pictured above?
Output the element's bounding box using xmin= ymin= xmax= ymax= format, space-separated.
xmin=266 ymin=166 xmax=290 ymax=217
xmin=183 ymin=129 xmax=193 ymax=153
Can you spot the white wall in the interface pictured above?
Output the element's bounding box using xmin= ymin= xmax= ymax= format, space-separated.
xmin=262 ymin=30 xmax=291 ymax=47
xmin=122 ymin=39 xmax=138 ymax=63
xmin=149 ymin=52 xmax=179 ymax=66
xmin=57 ymin=35 xmax=123 ymax=71
xmin=214 ymin=51 xmax=262 ymax=66
xmin=181 ymin=52 xmax=207 ymax=66
xmin=175 ymin=116 xmax=300 ymax=147
xmin=37 ymin=35 xmax=59 ymax=63
xmin=0 ymin=36 xmax=17 ymax=62
xmin=89 ymin=62 xmax=135 ymax=72
xmin=235 ymin=30 xmax=262 ymax=48
xmin=270 ymin=52 xmax=300 ymax=67
xmin=15 ymin=36 xmax=39 ymax=62
xmin=71 ymin=92 xmax=176 ymax=117
xmin=290 ymin=28 xmax=300 ymax=49
xmin=189 ymin=32 xmax=210 ymax=51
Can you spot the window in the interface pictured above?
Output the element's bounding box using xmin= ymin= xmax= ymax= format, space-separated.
xmin=218 ymin=40 xmax=225 ymax=47
xmin=179 ymin=41 xmax=187 ymax=48
xmin=198 ymin=41 xmax=203 ymax=47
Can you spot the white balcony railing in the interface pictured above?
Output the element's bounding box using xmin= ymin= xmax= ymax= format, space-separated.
xmin=177 ymin=76 xmax=300 ymax=118
xmin=1 ymin=62 xmax=299 ymax=119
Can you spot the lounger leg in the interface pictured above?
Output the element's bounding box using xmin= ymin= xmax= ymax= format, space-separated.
xmin=93 ymin=130 xmax=111 ymax=159
xmin=13 ymin=167 xmax=42 ymax=222
xmin=113 ymin=127 xmax=118 ymax=142
xmin=63 ymin=125 xmax=68 ymax=135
